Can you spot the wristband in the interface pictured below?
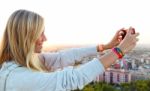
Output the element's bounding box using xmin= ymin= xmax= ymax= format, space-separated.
xmin=112 ymin=47 xmax=124 ymax=59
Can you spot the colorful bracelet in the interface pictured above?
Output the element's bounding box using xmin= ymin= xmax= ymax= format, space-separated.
xmin=112 ymin=47 xmax=124 ymax=59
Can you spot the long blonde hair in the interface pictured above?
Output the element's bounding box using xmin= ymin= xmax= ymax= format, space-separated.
xmin=0 ymin=9 xmax=47 ymax=71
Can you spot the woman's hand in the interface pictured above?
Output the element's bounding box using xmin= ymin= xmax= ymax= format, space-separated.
xmin=104 ymin=28 xmax=127 ymax=49
xmin=98 ymin=27 xmax=139 ymax=69
xmin=118 ymin=27 xmax=139 ymax=54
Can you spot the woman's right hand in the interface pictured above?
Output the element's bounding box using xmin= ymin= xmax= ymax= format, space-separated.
xmin=118 ymin=27 xmax=139 ymax=54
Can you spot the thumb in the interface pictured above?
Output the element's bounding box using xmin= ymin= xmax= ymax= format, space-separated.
xmin=128 ymin=27 xmax=135 ymax=35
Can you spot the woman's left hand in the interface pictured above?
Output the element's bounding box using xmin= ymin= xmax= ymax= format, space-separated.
xmin=105 ymin=28 xmax=126 ymax=49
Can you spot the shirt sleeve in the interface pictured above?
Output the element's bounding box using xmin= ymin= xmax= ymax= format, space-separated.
xmin=34 ymin=58 xmax=105 ymax=91
xmin=40 ymin=46 xmax=98 ymax=71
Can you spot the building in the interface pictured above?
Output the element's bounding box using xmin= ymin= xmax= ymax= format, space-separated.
xmin=130 ymin=69 xmax=150 ymax=81
xmin=95 ymin=68 xmax=131 ymax=84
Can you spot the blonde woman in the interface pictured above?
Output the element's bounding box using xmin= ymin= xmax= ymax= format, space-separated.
xmin=0 ymin=9 xmax=139 ymax=91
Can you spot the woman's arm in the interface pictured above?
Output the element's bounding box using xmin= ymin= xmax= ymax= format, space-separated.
xmin=39 ymin=27 xmax=138 ymax=71
xmin=39 ymin=46 xmax=99 ymax=71
xmin=19 ymin=58 xmax=105 ymax=91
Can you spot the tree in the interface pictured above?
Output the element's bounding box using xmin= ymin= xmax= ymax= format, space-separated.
xmin=135 ymin=80 xmax=149 ymax=91
xmin=120 ymin=83 xmax=131 ymax=91
xmin=102 ymin=84 xmax=116 ymax=91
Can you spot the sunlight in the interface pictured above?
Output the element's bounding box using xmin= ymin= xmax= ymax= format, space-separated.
xmin=0 ymin=0 xmax=150 ymax=47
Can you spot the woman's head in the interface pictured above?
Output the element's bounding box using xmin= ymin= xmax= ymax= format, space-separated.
xmin=0 ymin=9 xmax=47 ymax=71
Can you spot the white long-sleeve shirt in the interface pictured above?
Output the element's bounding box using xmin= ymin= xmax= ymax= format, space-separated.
xmin=0 ymin=46 xmax=105 ymax=91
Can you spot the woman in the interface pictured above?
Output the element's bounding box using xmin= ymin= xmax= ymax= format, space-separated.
xmin=0 ymin=9 xmax=139 ymax=91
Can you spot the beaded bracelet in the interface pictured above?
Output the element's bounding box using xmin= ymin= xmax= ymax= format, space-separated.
xmin=112 ymin=47 xmax=124 ymax=59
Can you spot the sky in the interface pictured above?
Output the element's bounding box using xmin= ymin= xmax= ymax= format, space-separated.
xmin=0 ymin=0 xmax=150 ymax=47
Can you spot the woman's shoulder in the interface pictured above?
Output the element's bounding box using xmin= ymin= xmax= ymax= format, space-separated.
xmin=0 ymin=61 xmax=19 ymax=71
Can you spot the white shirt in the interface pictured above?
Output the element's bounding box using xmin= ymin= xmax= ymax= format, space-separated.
xmin=0 ymin=46 xmax=105 ymax=91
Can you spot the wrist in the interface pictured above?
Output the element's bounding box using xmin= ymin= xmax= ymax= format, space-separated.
xmin=97 ymin=44 xmax=104 ymax=52
xmin=97 ymin=44 xmax=112 ymax=52
xmin=103 ymin=44 xmax=111 ymax=49
xmin=112 ymin=47 xmax=124 ymax=59
xmin=117 ymin=45 xmax=125 ymax=54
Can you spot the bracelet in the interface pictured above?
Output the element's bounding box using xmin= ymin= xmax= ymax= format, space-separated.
xmin=97 ymin=44 xmax=104 ymax=52
xmin=112 ymin=47 xmax=124 ymax=59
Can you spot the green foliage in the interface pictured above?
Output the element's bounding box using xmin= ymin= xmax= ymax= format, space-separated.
xmin=120 ymin=83 xmax=131 ymax=91
xmin=134 ymin=80 xmax=150 ymax=91
xmin=72 ymin=79 xmax=150 ymax=91
xmin=102 ymin=84 xmax=115 ymax=91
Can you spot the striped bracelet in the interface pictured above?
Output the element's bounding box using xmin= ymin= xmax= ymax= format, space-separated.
xmin=112 ymin=47 xmax=124 ymax=59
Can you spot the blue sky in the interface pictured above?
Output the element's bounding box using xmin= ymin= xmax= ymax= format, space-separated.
xmin=0 ymin=0 xmax=150 ymax=46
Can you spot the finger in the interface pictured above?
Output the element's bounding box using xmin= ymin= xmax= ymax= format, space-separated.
xmin=119 ymin=31 xmax=124 ymax=35
xmin=129 ymin=26 xmax=134 ymax=29
xmin=119 ymin=29 xmax=127 ymax=34
xmin=132 ymin=38 xmax=139 ymax=44
xmin=118 ymin=35 xmax=123 ymax=41
xmin=128 ymin=26 xmax=136 ymax=34
xmin=133 ymin=32 xmax=140 ymax=37
xmin=117 ymin=28 xmax=125 ymax=35
xmin=118 ymin=38 xmax=122 ymax=42
xmin=118 ymin=36 xmax=123 ymax=40
xmin=136 ymin=38 xmax=139 ymax=42
xmin=131 ymin=27 xmax=135 ymax=34
xmin=128 ymin=27 xmax=134 ymax=34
